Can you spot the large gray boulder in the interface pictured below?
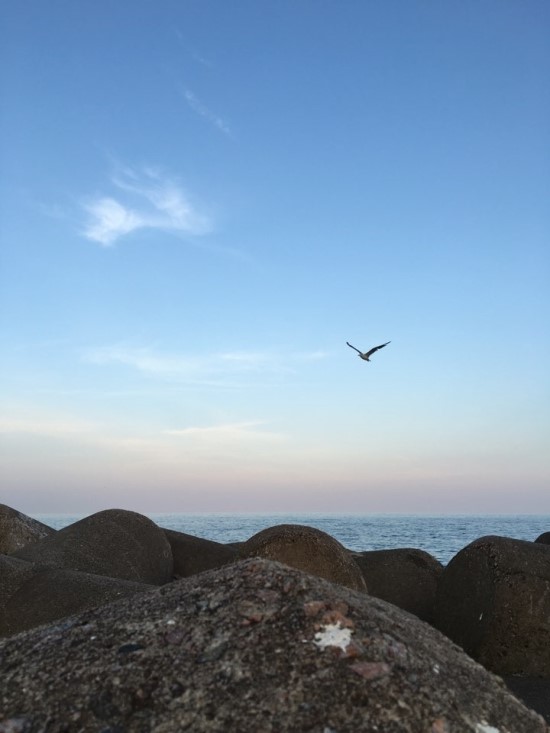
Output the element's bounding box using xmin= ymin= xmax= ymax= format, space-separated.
xmin=351 ymin=547 xmax=443 ymax=622
xmin=163 ymin=528 xmax=237 ymax=578
xmin=0 ymin=504 xmax=56 ymax=555
xmin=238 ymin=523 xmax=366 ymax=592
xmin=13 ymin=509 xmax=173 ymax=585
xmin=434 ymin=535 xmax=550 ymax=677
xmin=0 ymin=559 xmax=547 ymax=732
xmin=0 ymin=555 xmax=154 ymax=638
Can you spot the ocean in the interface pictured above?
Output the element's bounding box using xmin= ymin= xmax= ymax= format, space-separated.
xmin=32 ymin=513 xmax=550 ymax=566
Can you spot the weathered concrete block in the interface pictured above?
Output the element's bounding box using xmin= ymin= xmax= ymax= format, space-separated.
xmin=0 ymin=504 xmax=56 ymax=555
xmin=0 ymin=559 xmax=155 ymax=638
xmin=0 ymin=559 xmax=547 ymax=732
xmin=351 ymin=547 xmax=443 ymax=622
xmin=13 ymin=509 xmax=173 ymax=585
xmin=163 ymin=528 xmax=237 ymax=577
xmin=434 ymin=535 xmax=550 ymax=677
xmin=238 ymin=524 xmax=366 ymax=592
xmin=0 ymin=555 xmax=36 ymax=610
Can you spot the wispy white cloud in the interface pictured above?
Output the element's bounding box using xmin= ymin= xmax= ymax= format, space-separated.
xmin=81 ymin=167 xmax=210 ymax=246
xmin=183 ymin=89 xmax=231 ymax=136
xmin=0 ymin=406 xmax=286 ymax=471
xmin=165 ymin=421 xmax=284 ymax=443
xmin=84 ymin=345 xmax=203 ymax=379
xmin=83 ymin=344 xmax=328 ymax=383
xmin=83 ymin=198 xmax=144 ymax=244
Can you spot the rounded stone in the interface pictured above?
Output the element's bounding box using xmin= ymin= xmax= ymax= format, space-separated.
xmin=13 ymin=509 xmax=173 ymax=585
xmin=238 ymin=523 xmax=366 ymax=592
xmin=434 ymin=534 xmax=550 ymax=677
xmin=535 ymin=531 xmax=550 ymax=545
xmin=0 ymin=558 xmax=546 ymax=732
xmin=0 ymin=504 xmax=56 ymax=555
xmin=163 ymin=528 xmax=237 ymax=578
xmin=0 ymin=563 xmax=154 ymax=638
xmin=351 ymin=547 xmax=443 ymax=622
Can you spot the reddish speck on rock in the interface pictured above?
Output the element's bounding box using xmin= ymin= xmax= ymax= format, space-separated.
xmin=349 ymin=661 xmax=391 ymax=680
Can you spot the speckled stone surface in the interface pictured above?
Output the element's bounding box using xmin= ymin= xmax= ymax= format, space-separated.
xmin=238 ymin=523 xmax=367 ymax=592
xmin=0 ymin=505 xmax=55 ymax=555
xmin=351 ymin=547 xmax=442 ymax=622
xmin=0 ymin=561 xmax=154 ymax=638
xmin=13 ymin=509 xmax=173 ymax=585
xmin=163 ymin=528 xmax=237 ymax=578
xmin=1 ymin=558 xmax=547 ymax=733
xmin=434 ymin=535 xmax=550 ymax=677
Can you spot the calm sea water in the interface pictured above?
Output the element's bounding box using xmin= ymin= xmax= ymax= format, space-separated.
xmin=32 ymin=513 xmax=550 ymax=565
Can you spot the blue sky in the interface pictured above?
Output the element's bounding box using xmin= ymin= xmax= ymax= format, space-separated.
xmin=1 ymin=0 xmax=548 ymax=514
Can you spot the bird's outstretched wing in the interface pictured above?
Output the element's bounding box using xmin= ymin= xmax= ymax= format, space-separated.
xmin=346 ymin=342 xmax=362 ymax=354
xmin=365 ymin=341 xmax=391 ymax=358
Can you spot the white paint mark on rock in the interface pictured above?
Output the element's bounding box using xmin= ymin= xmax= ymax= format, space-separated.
xmin=312 ymin=622 xmax=353 ymax=652
xmin=475 ymin=723 xmax=500 ymax=733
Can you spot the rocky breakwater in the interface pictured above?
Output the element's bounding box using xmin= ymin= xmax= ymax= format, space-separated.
xmin=1 ymin=508 xmax=173 ymax=638
xmin=2 ymin=557 xmax=548 ymax=733
xmin=1 ymin=505 xmax=549 ymax=729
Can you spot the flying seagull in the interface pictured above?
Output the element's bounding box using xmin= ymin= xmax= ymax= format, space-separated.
xmin=346 ymin=340 xmax=391 ymax=361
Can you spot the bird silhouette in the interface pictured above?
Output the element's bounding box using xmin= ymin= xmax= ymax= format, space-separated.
xmin=346 ymin=341 xmax=391 ymax=361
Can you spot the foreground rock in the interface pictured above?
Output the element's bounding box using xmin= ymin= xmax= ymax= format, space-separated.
xmin=13 ymin=509 xmax=173 ymax=585
xmin=0 ymin=504 xmax=56 ymax=555
xmin=0 ymin=555 xmax=154 ymax=638
xmin=505 ymin=676 xmax=550 ymax=724
xmin=1 ymin=559 xmax=547 ymax=733
xmin=238 ymin=523 xmax=366 ymax=592
xmin=351 ymin=548 xmax=443 ymax=622
xmin=163 ymin=528 xmax=237 ymax=578
xmin=434 ymin=535 xmax=550 ymax=677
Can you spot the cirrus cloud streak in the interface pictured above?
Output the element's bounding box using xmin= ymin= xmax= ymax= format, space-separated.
xmin=83 ymin=344 xmax=329 ymax=384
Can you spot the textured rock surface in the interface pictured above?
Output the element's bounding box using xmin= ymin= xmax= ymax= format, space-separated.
xmin=0 ymin=561 xmax=154 ymax=638
xmin=238 ymin=523 xmax=366 ymax=592
xmin=351 ymin=548 xmax=443 ymax=622
xmin=13 ymin=509 xmax=173 ymax=585
xmin=535 ymin=531 xmax=550 ymax=545
xmin=1 ymin=559 xmax=547 ymax=733
xmin=0 ymin=504 xmax=56 ymax=555
xmin=0 ymin=555 xmax=36 ymax=609
xmin=163 ymin=528 xmax=237 ymax=578
xmin=505 ymin=676 xmax=550 ymax=724
xmin=434 ymin=534 xmax=550 ymax=677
